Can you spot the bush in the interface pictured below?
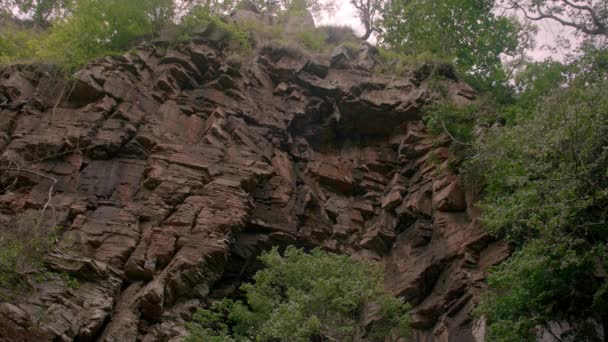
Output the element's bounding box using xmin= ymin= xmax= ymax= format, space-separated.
xmin=38 ymin=0 xmax=160 ymax=69
xmin=178 ymin=7 xmax=253 ymax=57
xmin=295 ymin=29 xmax=328 ymax=53
xmin=472 ymin=69 xmax=608 ymax=339
xmin=0 ymin=21 xmax=42 ymax=65
xmin=0 ymin=212 xmax=60 ymax=299
xmin=1 ymin=0 xmax=178 ymax=69
xmin=424 ymin=102 xmax=475 ymax=141
xmin=375 ymin=48 xmax=455 ymax=78
xmin=186 ymin=247 xmax=411 ymax=342
xmin=318 ymin=25 xmax=359 ymax=45
xmin=476 ymin=239 xmax=604 ymax=342
xmin=238 ymin=19 xmax=284 ymax=44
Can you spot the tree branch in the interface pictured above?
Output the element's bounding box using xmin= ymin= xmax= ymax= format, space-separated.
xmin=510 ymin=0 xmax=607 ymax=35
xmin=441 ymin=120 xmax=472 ymax=146
xmin=1 ymin=167 xmax=58 ymax=227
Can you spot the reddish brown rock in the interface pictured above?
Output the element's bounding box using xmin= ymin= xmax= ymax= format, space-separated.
xmin=0 ymin=23 xmax=503 ymax=342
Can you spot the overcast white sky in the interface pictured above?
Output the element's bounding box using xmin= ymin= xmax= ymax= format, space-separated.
xmin=316 ymin=0 xmax=580 ymax=61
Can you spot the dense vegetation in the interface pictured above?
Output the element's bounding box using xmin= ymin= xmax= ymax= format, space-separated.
xmin=470 ymin=44 xmax=608 ymax=340
xmin=186 ymin=247 xmax=411 ymax=341
xmin=0 ymin=212 xmax=71 ymax=299
xmin=2 ymin=0 xmax=608 ymax=340
xmin=0 ymin=0 xmax=341 ymax=69
xmin=380 ymin=0 xmax=525 ymax=92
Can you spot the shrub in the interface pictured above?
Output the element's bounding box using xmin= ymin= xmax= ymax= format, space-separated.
xmin=295 ymin=29 xmax=328 ymax=53
xmin=34 ymin=0 xmax=160 ymax=70
xmin=238 ymin=19 xmax=284 ymax=44
xmin=423 ymin=101 xmax=476 ymax=145
xmin=472 ymin=72 xmax=608 ymax=340
xmin=375 ymin=48 xmax=455 ymax=78
xmin=318 ymin=25 xmax=359 ymax=45
xmin=0 ymin=22 xmax=42 ymax=65
xmin=0 ymin=212 xmax=60 ymax=299
xmin=186 ymin=247 xmax=411 ymax=342
xmin=476 ymin=239 xmax=604 ymax=342
xmin=178 ymin=7 xmax=253 ymax=57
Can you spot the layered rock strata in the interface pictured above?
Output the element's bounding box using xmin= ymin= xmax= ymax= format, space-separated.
xmin=0 ymin=27 xmax=507 ymax=341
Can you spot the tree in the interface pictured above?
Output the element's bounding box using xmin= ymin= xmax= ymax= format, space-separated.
xmin=245 ymin=0 xmax=335 ymax=21
xmin=351 ymin=0 xmax=383 ymax=40
xmin=472 ymin=53 xmax=608 ymax=340
xmin=0 ymin=0 xmax=73 ymax=26
xmin=379 ymin=0 xmax=530 ymax=89
xmin=186 ymin=247 xmax=411 ymax=342
xmin=499 ymin=0 xmax=608 ymax=36
xmin=179 ymin=0 xmax=236 ymax=16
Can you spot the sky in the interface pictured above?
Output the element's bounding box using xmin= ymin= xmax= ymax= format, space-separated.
xmin=316 ymin=0 xmax=580 ymax=61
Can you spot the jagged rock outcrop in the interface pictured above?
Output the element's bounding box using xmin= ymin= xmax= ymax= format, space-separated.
xmin=0 ymin=27 xmax=506 ymax=341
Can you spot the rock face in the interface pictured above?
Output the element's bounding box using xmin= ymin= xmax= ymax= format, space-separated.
xmin=0 ymin=31 xmax=506 ymax=341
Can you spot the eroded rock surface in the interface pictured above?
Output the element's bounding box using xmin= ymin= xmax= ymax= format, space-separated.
xmin=0 ymin=30 xmax=506 ymax=342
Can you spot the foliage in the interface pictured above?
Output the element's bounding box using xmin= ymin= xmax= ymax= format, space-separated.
xmin=0 ymin=213 xmax=60 ymax=299
xmin=2 ymin=0 xmax=73 ymax=26
xmin=238 ymin=18 xmax=284 ymax=43
xmin=318 ymin=25 xmax=359 ymax=45
xmin=500 ymin=0 xmax=608 ymax=36
xmin=423 ymin=101 xmax=476 ymax=145
xmin=35 ymin=0 xmax=164 ymax=69
xmin=375 ymin=48 xmax=454 ymax=77
xmin=295 ymin=29 xmax=328 ymax=53
xmin=477 ymin=239 xmax=606 ymax=342
xmin=186 ymin=247 xmax=411 ymax=342
xmin=249 ymin=0 xmax=334 ymax=21
xmin=496 ymin=60 xmax=568 ymax=125
xmin=379 ymin=0 xmax=528 ymax=90
xmin=0 ymin=25 xmax=42 ymax=65
xmin=178 ymin=6 xmax=253 ymax=56
xmin=472 ymin=61 xmax=608 ymax=340
xmin=0 ymin=0 xmax=183 ymax=69
xmin=186 ymin=299 xmax=237 ymax=342
xmin=183 ymin=0 xmax=236 ymax=16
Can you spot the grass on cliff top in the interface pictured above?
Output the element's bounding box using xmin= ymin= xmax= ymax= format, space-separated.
xmin=0 ymin=0 xmax=362 ymax=72
xmin=0 ymin=1 xmax=450 ymax=79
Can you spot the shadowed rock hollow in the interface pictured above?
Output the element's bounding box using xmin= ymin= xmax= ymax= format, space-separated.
xmin=0 ymin=16 xmax=508 ymax=342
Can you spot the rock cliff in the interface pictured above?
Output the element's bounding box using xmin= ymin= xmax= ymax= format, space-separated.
xmin=0 ymin=22 xmax=508 ymax=341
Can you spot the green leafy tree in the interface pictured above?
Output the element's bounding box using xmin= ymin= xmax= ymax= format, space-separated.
xmin=472 ymin=55 xmax=608 ymax=340
xmin=1 ymin=0 xmax=73 ymax=26
xmin=477 ymin=240 xmax=606 ymax=342
xmin=186 ymin=247 xmax=411 ymax=342
xmin=512 ymin=60 xmax=567 ymax=109
xmin=248 ymin=0 xmax=335 ymax=21
xmin=379 ymin=0 xmax=528 ymax=91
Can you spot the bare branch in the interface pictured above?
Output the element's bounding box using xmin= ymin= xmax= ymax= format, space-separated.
xmin=508 ymin=0 xmax=607 ymax=36
xmin=1 ymin=167 xmax=58 ymax=227
xmin=441 ymin=120 xmax=473 ymax=147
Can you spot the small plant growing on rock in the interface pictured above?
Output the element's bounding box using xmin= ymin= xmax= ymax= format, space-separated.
xmin=0 ymin=212 xmax=60 ymax=299
xmin=423 ymin=101 xmax=476 ymax=146
xmin=186 ymin=246 xmax=411 ymax=342
xmin=295 ymin=29 xmax=329 ymax=53
xmin=178 ymin=7 xmax=253 ymax=57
